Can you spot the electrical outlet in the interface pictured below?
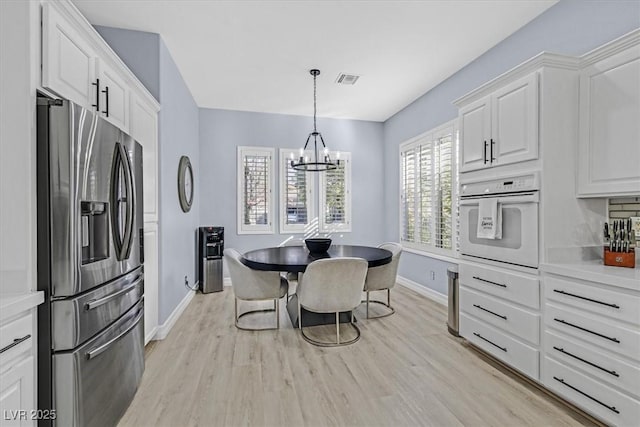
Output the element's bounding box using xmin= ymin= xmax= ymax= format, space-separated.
xmin=430 ymin=271 xmax=436 ymax=281
xmin=184 ymin=275 xmax=188 ymax=286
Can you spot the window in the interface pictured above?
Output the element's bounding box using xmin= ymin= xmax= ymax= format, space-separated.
xmin=279 ymin=149 xmax=315 ymax=233
xmin=237 ymin=147 xmax=274 ymax=234
xmin=400 ymin=121 xmax=458 ymax=255
xmin=319 ymin=151 xmax=351 ymax=233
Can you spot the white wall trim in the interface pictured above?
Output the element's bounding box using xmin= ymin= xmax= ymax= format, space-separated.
xmin=144 ymin=327 xmax=158 ymax=345
xmin=396 ymin=275 xmax=448 ymax=307
xmin=224 ymin=277 xmax=232 ymax=287
xmin=153 ymin=289 xmax=196 ymax=340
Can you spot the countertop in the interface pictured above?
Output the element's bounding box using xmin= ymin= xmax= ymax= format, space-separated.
xmin=0 ymin=291 xmax=44 ymax=323
xmin=540 ymin=261 xmax=640 ymax=291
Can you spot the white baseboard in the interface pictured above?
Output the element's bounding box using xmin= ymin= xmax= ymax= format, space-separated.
xmin=153 ymin=289 xmax=196 ymax=340
xmin=396 ymin=275 xmax=448 ymax=307
xmin=144 ymin=327 xmax=158 ymax=345
xmin=223 ymin=277 xmax=232 ymax=287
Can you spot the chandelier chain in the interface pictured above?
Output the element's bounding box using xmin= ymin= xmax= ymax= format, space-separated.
xmin=313 ymin=71 xmax=317 ymax=132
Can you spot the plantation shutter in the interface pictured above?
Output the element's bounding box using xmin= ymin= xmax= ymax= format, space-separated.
xmin=434 ymin=134 xmax=453 ymax=250
xmin=319 ymin=152 xmax=351 ymax=232
xmin=238 ymin=147 xmax=274 ymax=234
xmin=418 ymin=143 xmax=433 ymax=245
xmin=400 ymin=148 xmax=416 ymax=242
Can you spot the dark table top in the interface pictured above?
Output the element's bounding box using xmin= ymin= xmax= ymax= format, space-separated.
xmin=241 ymin=245 xmax=392 ymax=273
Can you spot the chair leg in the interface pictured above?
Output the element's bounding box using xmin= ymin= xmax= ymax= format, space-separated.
xmin=336 ymin=312 xmax=340 ymax=345
xmin=234 ymin=297 xmax=238 ymax=324
xmin=235 ymin=297 xmax=279 ymax=331
xmin=276 ymin=298 xmax=280 ymax=329
xmin=298 ymin=301 xmax=302 ymax=330
xmin=362 ymin=289 xmax=395 ymax=319
xmin=366 ymin=291 xmax=370 ymax=319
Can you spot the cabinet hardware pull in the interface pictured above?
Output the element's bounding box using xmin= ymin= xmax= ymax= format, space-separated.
xmin=473 ymin=332 xmax=507 ymax=352
xmin=473 ymin=304 xmax=507 ymax=320
xmin=483 ymin=140 xmax=488 ymax=164
xmin=490 ymin=138 xmax=496 ymax=162
xmin=102 ymin=86 xmax=110 ymax=117
xmin=553 ymin=346 xmax=619 ymax=377
xmin=553 ymin=318 xmax=620 ymax=343
xmin=0 ymin=334 xmax=31 ymax=354
xmin=92 ymin=78 xmax=100 ymax=111
xmin=472 ymin=276 xmax=507 ymax=288
xmin=553 ymin=377 xmax=619 ymax=414
xmin=553 ymin=289 xmax=620 ymax=309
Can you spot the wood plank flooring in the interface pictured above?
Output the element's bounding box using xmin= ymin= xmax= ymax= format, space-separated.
xmin=119 ymin=285 xmax=595 ymax=427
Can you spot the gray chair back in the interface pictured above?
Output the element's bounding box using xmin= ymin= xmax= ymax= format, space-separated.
xmin=364 ymin=242 xmax=402 ymax=292
xmin=224 ymin=248 xmax=282 ymax=300
xmin=297 ymin=257 xmax=368 ymax=313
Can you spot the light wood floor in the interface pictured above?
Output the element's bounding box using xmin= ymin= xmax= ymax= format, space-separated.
xmin=120 ymin=285 xmax=595 ymax=427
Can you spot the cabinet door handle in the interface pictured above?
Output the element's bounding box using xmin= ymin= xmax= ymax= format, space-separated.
xmin=483 ymin=140 xmax=488 ymax=164
xmin=553 ymin=377 xmax=619 ymax=414
xmin=473 ymin=332 xmax=507 ymax=352
xmin=102 ymin=86 xmax=110 ymax=117
xmin=552 ymin=346 xmax=619 ymax=377
xmin=472 ymin=276 xmax=507 ymax=288
xmin=553 ymin=318 xmax=620 ymax=343
xmin=553 ymin=289 xmax=620 ymax=309
xmin=0 ymin=334 xmax=31 ymax=354
xmin=490 ymin=138 xmax=496 ymax=162
xmin=473 ymin=304 xmax=507 ymax=320
xmin=92 ymin=78 xmax=100 ymax=111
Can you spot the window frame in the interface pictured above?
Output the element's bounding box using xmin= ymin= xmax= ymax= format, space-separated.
xmin=279 ymin=148 xmax=316 ymax=234
xmin=237 ymin=146 xmax=275 ymax=235
xmin=399 ymin=120 xmax=458 ymax=257
xmin=319 ymin=151 xmax=352 ymax=233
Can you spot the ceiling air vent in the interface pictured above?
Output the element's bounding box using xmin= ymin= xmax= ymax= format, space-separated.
xmin=335 ymin=73 xmax=360 ymax=85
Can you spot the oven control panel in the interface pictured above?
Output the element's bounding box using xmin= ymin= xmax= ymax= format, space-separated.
xmin=460 ymin=172 xmax=539 ymax=197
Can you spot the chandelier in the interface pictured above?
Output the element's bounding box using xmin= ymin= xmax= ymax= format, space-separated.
xmin=290 ymin=69 xmax=340 ymax=171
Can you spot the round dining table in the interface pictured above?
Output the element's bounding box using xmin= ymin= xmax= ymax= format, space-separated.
xmin=241 ymin=244 xmax=392 ymax=273
xmin=240 ymin=245 xmax=392 ymax=327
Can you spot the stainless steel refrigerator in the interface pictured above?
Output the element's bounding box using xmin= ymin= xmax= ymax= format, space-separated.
xmin=37 ymin=97 xmax=145 ymax=427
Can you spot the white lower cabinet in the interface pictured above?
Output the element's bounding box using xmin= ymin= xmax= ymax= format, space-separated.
xmin=542 ymin=272 xmax=640 ymax=426
xmin=0 ymin=309 xmax=37 ymax=427
xmin=0 ymin=356 xmax=34 ymax=427
xmin=459 ymin=261 xmax=541 ymax=380
xmin=544 ymin=357 xmax=640 ymax=427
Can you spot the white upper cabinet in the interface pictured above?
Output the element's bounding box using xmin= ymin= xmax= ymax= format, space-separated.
xmin=42 ymin=2 xmax=97 ymax=110
xmin=96 ymin=59 xmax=130 ymax=133
xmin=459 ymin=72 xmax=539 ymax=172
xmin=459 ymin=97 xmax=491 ymax=172
xmin=577 ymin=42 xmax=640 ymax=197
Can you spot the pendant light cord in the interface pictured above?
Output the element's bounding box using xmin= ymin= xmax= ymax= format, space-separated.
xmin=313 ymin=72 xmax=317 ymax=133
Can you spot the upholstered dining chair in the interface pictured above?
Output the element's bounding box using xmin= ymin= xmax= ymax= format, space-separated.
xmin=224 ymin=248 xmax=289 ymax=330
xmin=363 ymin=242 xmax=403 ymax=319
xmin=296 ymin=257 xmax=368 ymax=347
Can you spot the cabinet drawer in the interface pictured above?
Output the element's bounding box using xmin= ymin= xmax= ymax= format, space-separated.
xmin=0 ymin=312 xmax=33 ymax=363
xmin=545 ymin=330 xmax=640 ymax=399
xmin=460 ymin=313 xmax=539 ymax=380
xmin=545 ymin=303 xmax=640 ymax=362
xmin=460 ymin=286 xmax=539 ymax=345
xmin=545 ymin=276 xmax=640 ymax=326
xmin=460 ymin=262 xmax=539 ymax=309
xmin=543 ymin=357 xmax=640 ymax=427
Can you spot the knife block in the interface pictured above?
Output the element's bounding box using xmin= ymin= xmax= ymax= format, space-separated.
xmin=603 ymin=247 xmax=635 ymax=268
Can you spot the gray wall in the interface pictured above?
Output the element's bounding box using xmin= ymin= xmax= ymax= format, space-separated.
xmin=157 ymin=40 xmax=200 ymax=322
xmin=95 ymin=27 xmax=200 ymax=324
xmin=198 ymin=109 xmax=385 ymax=256
xmin=94 ymin=26 xmax=160 ymax=101
xmin=383 ymin=0 xmax=640 ymax=295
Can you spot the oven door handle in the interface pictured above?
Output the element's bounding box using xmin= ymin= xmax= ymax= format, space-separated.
xmin=459 ymin=194 xmax=539 ymax=205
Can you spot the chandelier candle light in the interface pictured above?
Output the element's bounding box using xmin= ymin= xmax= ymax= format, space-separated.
xmin=291 ymin=69 xmax=340 ymax=172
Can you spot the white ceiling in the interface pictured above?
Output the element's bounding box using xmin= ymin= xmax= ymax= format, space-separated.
xmin=73 ymin=0 xmax=556 ymax=122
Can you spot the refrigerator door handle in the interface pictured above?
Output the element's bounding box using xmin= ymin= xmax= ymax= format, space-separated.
xmin=85 ymin=309 xmax=143 ymax=360
xmin=84 ymin=274 xmax=143 ymax=311
xmin=120 ymin=143 xmax=135 ymax=260
xmin=110 ymin=143 xmax=135 ymax=260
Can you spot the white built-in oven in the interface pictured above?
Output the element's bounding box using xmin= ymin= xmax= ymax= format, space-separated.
xmin=459 ymin=173 xmax=539 ymax=269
